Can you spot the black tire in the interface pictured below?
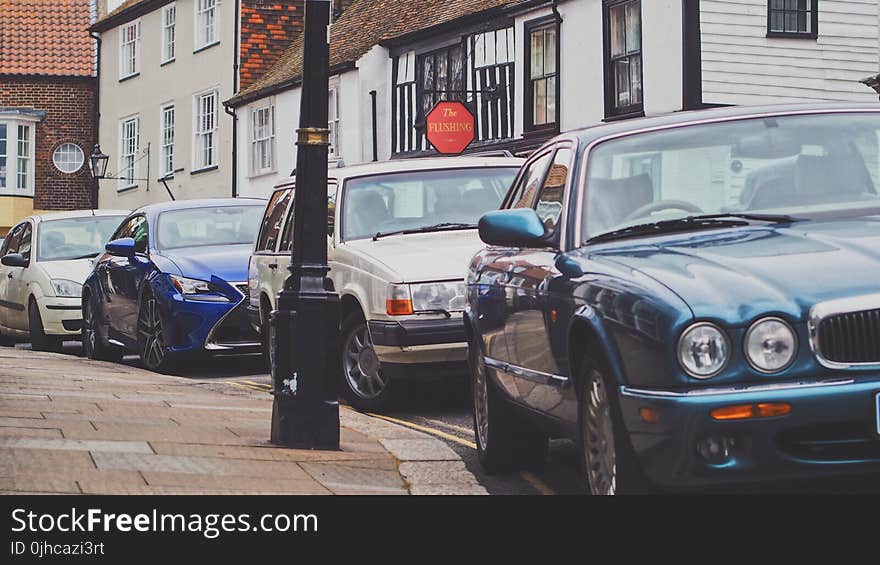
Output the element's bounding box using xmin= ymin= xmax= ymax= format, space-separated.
xmin=29 ymin=299 xmax=62 ymax=353
xmin=82 ymin=294 xmax=123 ymax=362
xmin=260 ymin=301 xmax=273 ymax=371
xmin=469 ymin=331 xmax=548 ymax=474
xmin=576 ymin=353 xmax=653 ymax=495
xmin=339 ymin=313 xmax=393 ymax=412
xmin=137 ymin=291 xmax=177 ymax=374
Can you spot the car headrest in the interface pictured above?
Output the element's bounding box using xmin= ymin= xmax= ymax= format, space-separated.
xmin=795 ymin=154 xmax=871 ymax=197
xmin=588 ymin=174 xmax=655 ymax=231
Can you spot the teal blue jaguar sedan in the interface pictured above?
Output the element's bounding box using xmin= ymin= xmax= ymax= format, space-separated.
xmin=465 ymin=103 xmax=880 ymax=494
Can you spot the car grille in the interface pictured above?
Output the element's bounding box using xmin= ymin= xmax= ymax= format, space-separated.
xmin=208 ymin=300 xmax=260 ymax=347
xmin=816 ymin=308 xmax=880 ymax=364
xmin=234 ymin=283 xmax=249 ymax=300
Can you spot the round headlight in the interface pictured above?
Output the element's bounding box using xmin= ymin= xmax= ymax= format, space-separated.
xmin=678 ymin=323 xmax=730 ymax=379
xmin=745 ymin=318 xmax=797 ymax=373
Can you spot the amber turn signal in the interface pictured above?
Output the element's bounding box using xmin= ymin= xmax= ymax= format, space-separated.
xmin=711 ymin=402 xmax=792 ymax=421
xmin=386 ymin=299 xmax=414 ymax=316
xmin=639 ymin=407 xmax=661 ymax=424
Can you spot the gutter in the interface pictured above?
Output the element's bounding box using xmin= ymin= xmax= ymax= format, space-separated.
xmin=227 ymin=0 xmax=241 ymax=198
xmin=89 ymin=31 xmax=102 ymax=209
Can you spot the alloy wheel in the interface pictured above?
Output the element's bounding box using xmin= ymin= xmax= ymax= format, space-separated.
xmin=138 ymin=297 xmax=166 ymax=369
xmin=582 ymin=368 xmax=617 ymax=495
xmin=83 ymin=301 xmax=97 ymax=357
xmin=342 ymin=324 xmax=388 ymax=399
xmin=472 ymin=347 xmax=490 ymax=452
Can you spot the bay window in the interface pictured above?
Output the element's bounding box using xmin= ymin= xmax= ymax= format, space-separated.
xmin=0 ymin=116 xmax=38 ymax=196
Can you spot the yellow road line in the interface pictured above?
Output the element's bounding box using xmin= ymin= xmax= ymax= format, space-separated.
xmin=366 ymin=412 xmax=478 ymax=450
xmin=239 ymin=380 xmax=271 ymax=389
xmin=420 ymin=416 xmax=474 ymax=436
xmin=228 ymin=382 xmax=270 ymax=393
xmin=519 ymin=471 xmax=555 ymax=496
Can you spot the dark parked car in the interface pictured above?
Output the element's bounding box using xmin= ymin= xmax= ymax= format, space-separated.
xmin=82 ymin=198 xmax=266 ymax=373
xmin=465 ymin=103 xmax=880 ymax=494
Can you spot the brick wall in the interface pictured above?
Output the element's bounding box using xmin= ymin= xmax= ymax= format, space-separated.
xmin=240 ymin=1 xmax=305 ymax=91
xmin=0 ymin=76 xmax=97 ymax=210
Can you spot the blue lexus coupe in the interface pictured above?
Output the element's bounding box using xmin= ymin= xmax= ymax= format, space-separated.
xmin=81 ymin=198 xmax=266 ymax=373
xmin=467 ymin=103 xmax=880 ymax=493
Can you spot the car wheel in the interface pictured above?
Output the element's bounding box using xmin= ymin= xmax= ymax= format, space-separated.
xmin=577 ymin=355 xmax=652 ymax=495
xmin=260 ymin=305 xmax=274 ymax=371
xmin=137 ymin=292 xmax=176 ymax=374
xmin=82 ymin=295 xmax=123 ymax=362
xmin=469 ymin=331 xmax=548 ymax=474
xmin=339 ymin=313 xmax=392 ymax=411
xmin=29 ymin=299 xmax=62 ymax=353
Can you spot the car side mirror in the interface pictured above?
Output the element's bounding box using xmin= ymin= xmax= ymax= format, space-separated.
xmin=0 ymin=253 xmax=28 ymax=268
xmin=105 ymin=237 xmax=136 ymax=258
xmin=479 ymin=209 xmax=547 ymax=248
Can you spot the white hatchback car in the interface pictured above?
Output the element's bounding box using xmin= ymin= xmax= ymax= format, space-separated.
xmin=0 ymin=210 xmax=129 ymax=351
xmin=249 ymin=156 xmax=522 ymax=410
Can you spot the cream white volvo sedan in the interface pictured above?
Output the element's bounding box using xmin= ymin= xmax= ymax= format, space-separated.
xmin=0 ymin=210 xmax=129 ymax=351
xmin=249 ymin=156 xmax=522 ymax=410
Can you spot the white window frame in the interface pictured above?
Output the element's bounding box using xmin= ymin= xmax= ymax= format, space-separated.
xmin=160 ymin=104 xmax=175 ymax=176
xmin=119 ymin=20 xmax=141 ymax=80
xmin=162 ymin=4 xmax=176 ymax=64
xmin=0 ymin=118 xmax=37 ymax=197
xmin=193 ymin=89 xmax=219 ymax=172
xmin=194 ymin=0 xmax=219 ymax=52
xmin=52 ymin=143 xmax=86 ymax=174
xmin=329 ymin=81 xmax=340 ymax=160
xmin=15 ymin=125 xmax=32 ymax=191
xmin=118 ymin=115 xmax=140 ymax=191
xmin=250 ymin=102 xmax=276 ymax=177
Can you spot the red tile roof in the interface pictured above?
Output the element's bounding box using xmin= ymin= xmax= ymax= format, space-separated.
xmin=0 ymin=0 xmax=96 ymax=77
xmin=227 ymin=0 xmax=518 ymax=107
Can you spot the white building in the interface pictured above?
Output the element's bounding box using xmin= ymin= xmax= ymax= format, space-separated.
xmin=228 ymin=0 xmax=880 ymax=200
xmin=91 ymin=0 xmax=239 ymax=209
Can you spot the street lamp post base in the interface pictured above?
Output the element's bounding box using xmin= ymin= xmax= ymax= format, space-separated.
xmin=270 ymin=395 xmax=340 ymax=450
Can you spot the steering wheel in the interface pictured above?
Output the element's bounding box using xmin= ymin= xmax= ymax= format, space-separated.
xmin=622 ymin=200 xmax=704 ymax=222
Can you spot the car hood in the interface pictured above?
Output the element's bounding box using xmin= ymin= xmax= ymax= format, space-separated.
xmin=37 ymin=258 xmax=97 ymax=284
xmin=343 ymin=230 xmax=483 ymax=282
xmin=157 ymin=244 xmax=252 ymax=283
xmin=588 ymin=216 xmax=880 ymax=325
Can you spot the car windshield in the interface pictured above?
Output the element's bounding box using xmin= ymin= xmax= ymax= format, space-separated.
xmin=584 ymin=112 xmax=880 ymax=240
xmin=341 ymin=167 xmax=518 ymax=240
xmin=157 ymin=205 xmax=264 ymax=250
xmin=37 ymin=216 xmax=127 ymax=262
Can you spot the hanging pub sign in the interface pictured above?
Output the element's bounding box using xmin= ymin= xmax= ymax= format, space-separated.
xmin=426 ymin=101 xmax=476 ymax=155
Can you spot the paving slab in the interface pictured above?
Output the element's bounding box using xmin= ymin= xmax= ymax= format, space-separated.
xmin=0 ymin=347 xmax=486 ymax=495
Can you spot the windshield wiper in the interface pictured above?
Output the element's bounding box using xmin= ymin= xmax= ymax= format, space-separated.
xmin=68 ymin=252 xmax=102 ymax=260
xmin=588 ymin=213 xmax=796 ymax=245
xmin=373 ymin=223 xmax=476 ymax=241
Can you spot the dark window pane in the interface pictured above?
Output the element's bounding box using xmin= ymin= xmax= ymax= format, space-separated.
xmin=614 ymin=58 xmax=631 ymax=108
xmin=610 ymin=5 xmax=625 ymax=57
xmin=531 ymin=29 xmax=544 ymax=79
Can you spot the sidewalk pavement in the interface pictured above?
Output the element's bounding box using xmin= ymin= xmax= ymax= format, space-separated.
xmin=0 ymin=348 xmax=487 ymax=495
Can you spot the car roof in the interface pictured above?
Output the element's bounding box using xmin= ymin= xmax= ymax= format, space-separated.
xmin=273 ymin=156 xmax=525 ymax=189
xmin=560 ymin=102 xmax=880 ymax=147
xmin=27 ymin=209 xmax=131 ymax=224
xmin=133 ymin=197 xmax=268 ymax=215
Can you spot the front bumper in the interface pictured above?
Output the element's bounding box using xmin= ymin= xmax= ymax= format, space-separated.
xmin=368 ymin=318 xmax=467 ymax=365
xmin=36 ymin=296 xmax=82 ymax=336
xmin=157 ymin=290 xmax=260 ymax=355
xmin=619 ymin=376 xmax=880 ymax=489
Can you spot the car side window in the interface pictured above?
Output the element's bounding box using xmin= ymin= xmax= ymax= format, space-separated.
xmin=279 ymin=182 xmax=337 ymax=252
xmin=256 ymin=188 xmax=293 ymax=253
xmin=535 ymin=147 xmax=573 ymax=239
xmin=131 ymin=217 xmax=149 ymax=255
xmin=2 ymin=224 xmax=23 ymax=256
xmin=18 ymin=223 xmax=32 ymax=262
xmin=506 ymin=152 xmax=552 ymax=210
xmin=114 ymin=216 xmax=148 ymax=255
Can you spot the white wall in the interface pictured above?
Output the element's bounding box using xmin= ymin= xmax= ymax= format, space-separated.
xmin=236 ymin=45 xmax=394 ymax=200
xmin=642 ymin=0 xmax=683 ymax=115
xmin=97 ymin=0 xmax=237 ymax=209
xmin=701 ymin=0 xmax=880 ymax=105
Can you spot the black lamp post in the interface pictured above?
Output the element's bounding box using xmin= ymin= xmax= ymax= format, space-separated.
xmin=270 ymin=0 xmax=341 ymax=449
